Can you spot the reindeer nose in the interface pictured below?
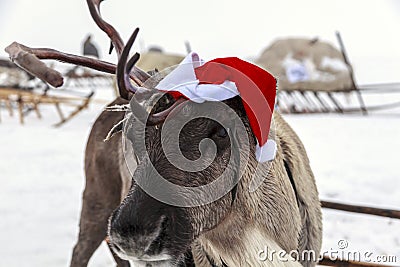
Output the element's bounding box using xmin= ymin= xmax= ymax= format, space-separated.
xmin=108 ymin=207 xmax=169 ymax=260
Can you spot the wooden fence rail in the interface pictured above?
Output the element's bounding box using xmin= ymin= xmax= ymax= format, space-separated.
xmin=318 ymin=200 xmax=399 ymax=266
xmin=321 ymin=200 xmax=400 ymax=220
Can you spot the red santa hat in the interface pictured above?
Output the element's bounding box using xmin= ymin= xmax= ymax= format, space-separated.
xmin=155 ymin=52 xmax=277 ymax=162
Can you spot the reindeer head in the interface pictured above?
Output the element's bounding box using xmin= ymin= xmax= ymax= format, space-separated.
xmin=108 ymin=57 xmax=278 ymax=266
xmin=107 ymin=49 xmax=277 ymax=266
xmin=109 ymin=89 xmax=255 ymax=265
xmin=5 ymin=1 xmax=276 ymax=265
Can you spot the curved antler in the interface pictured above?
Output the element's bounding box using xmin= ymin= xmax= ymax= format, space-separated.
xmin=4 ymin=42 xmax=143 ymax=89
xmin=5 ymin=0 xmax=151 ymax=100
xmin=5 ymin=42 xmax=64 ymax=87
xmin=117 ymin=28 xmax=141 ymax=98
xmin=6 ymin=0 xmax=186 ymax=117
xmin=87 ymin=0 xmax=150 ymax=96
xmin=147 ymin=98 xmax=187 ymax=126
xmin=7 ymin=42 xmax=116 ymax=75
xmin=87 ymin=0 xmax=124 ymax=56
xmin=118 ymin=29 xmax=188 ymax=125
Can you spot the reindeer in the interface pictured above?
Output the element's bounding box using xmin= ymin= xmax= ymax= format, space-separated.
xmin=5 ymin=1 xmax=322 ymax=266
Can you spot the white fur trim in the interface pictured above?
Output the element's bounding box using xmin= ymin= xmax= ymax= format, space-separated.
xmin=155 ymin=52 xmax=201 ymax=90
xmin=155 ymin=52 xmax=239 ymax=103
xmin=256 ymin=140 xmax=277 ymax=162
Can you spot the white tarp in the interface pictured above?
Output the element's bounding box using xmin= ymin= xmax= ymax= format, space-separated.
xmin=256 ymin=38 xmax=353 ymax=91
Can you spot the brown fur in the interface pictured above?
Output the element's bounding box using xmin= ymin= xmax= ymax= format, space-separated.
xmin=191 ymin=113 xmax=322 ymax=267
xmin=70 ymin=97 xmax=130 ymax=267
xmin=70 ymin=97 xmax=322 ymax=267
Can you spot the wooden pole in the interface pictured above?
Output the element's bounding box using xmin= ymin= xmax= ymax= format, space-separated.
xmin=327 ymin=92 xmax=344 ymax=113
xmin=300 ymin=91 xmax=320 ymax=112
xmin=55 ymin=102 xmax=65 ymax=122
xmin=335 ymin=31 xmax=367 ymax=115
xmin=17 ymin=96 xmax=24 ymax=124
xmin=33 ymin=101 xmax=42 ymax=119
xmin=185 ymin=41 xmax=192 ymax=54
xmin=277 ymin=91 xmax=292 ymax=113
xmin=313 ymin=92 xmax=331 ymax=113
xmin=321 ymin=200 xmax=400 ymax=220
xmin=6 ymin=99 xmax=14 ymax=116
xmin=53 ymin=92 xmax=93 ymax=127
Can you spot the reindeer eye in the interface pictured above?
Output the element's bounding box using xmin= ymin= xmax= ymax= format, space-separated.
xmin=216 ymin=127 xmax=229 ymax=138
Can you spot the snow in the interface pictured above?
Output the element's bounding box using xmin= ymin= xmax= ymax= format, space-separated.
xmin=285 ymin=114 xmax=400 ymax=264
xmin=0 ymin=88 xmax=115 ymax=266
xmin=1 ymin=89 xmax=400 ymax=266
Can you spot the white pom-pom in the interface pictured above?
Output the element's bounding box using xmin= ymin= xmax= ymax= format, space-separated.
xmin=255 ymin=139 xmax=277 ymax=162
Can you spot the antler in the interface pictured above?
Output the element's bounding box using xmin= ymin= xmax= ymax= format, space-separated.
xmin=5 ymin=0 xmax=185 ymax=123
xmin=4 ymin=41 xmax=147 ymax=98
xmin=87 ymin=0 xmax=151 ymax=99
xmin=147 ymin=98 xmax=187 ymax=126
xmin=116 ymin=28 xmax=141 ymax=98
xmin=87 ymin=0 xmax=124 ymax=56
xmin=118 ymin=29 xmax=188 ymax=125
xmin=6 ymin=42 xmax=118 ymax=77
xmin=5 ymin=43 xmax=64 ymax=87
xmin=87 ymin=0 xmax=188 ymax=124
xmin=4 ymin=0 xmax=150 ymax=100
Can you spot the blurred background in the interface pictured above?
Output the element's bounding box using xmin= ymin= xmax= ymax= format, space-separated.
xmin=1 ymin=0 xmax=400 ymax=83
xmin=0 ymin=0 xmax=399 ymax=266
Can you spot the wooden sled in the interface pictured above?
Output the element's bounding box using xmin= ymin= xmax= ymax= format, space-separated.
xmin=0 ymin=86 xmax=94 ymax=126
xmin=0 ymin=59 xmax=112 ymax=126
xmin=277 ymin=85 xmax=400 ymax=115
xmin=62 ymin=66 xmax=114 ymax=90
xmin=258 ymin=32 xmax=400 ymax=116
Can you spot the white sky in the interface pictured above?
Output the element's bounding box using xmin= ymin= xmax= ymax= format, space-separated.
xmin=1 ymin=0 xmax=399 ymax=84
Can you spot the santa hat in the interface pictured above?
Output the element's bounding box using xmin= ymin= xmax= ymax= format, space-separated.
xmin=155 ymin=52 xmax=277 ymax=162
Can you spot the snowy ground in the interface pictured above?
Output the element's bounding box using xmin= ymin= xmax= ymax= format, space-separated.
xmin=1 ymin=88 xmax=399 ymax=266
xmin=285 ymin=114 xmax=400 ymax=264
